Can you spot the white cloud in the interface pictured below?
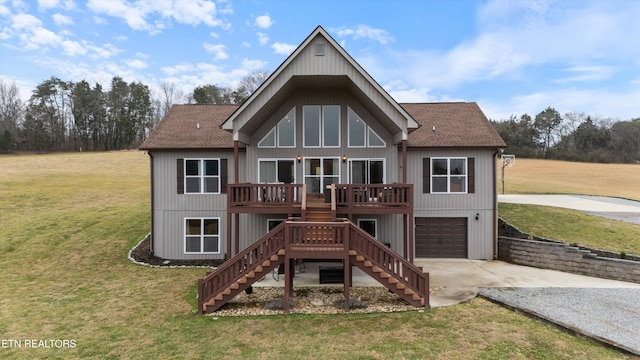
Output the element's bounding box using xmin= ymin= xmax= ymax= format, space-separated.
xmin=553 ymin=66 xmax=615 ymax=84
xmin=52 ymin=13 xmax=73 ymax=26
xmin=241 ymin=58 xmax=267 ymax=71
xmin=12 ymin=13 xmax=42 ymax=29
xmin=202 ymin=42 xmax=228 ymax=60
xmin=86 ymin=0 xmax=230 ymax=35
xmin=61 ymin=39 xmax=86 ymax=55
xmin=334 ymin=25 xmax=394 ymax=44
xmin=87 ymin=0 xmax=150 ymax=32
xmin=271 ymin=42 xmax=295 ymax=55
xmin=37 ymin=0 xmax=60 ymax=11
xmin=481 ymin=87 xmax=640 ymax=121
xmin=125 ymin=58 xmax=147 ymax=69
xmin=256 ymin=31 xmax=268 ymax=46
xmin=254 ymin=14 xmax=272 ymax=29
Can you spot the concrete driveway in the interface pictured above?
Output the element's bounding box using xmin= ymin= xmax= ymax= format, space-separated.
xmin=416 ymin=259 xmax=640 ymax=355
xmin=499 ymin=194 xmax=640 ymax=225
xmin=414 ymin=259 xmax=640 ymax=307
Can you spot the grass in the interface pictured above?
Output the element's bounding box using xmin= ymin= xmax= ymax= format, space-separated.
xmin=499 ymin=158 xmax=640 ymax=255
xmin=500 ymin=158 xmax=640 ymax=201
xmin=0 ymin=151 xmax=631 ymax=358
xmin=499 ymin=203 xmax=640 ymax=255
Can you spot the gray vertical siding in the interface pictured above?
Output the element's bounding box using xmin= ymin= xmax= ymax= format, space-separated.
xmin=151 ymin=151 xmax=234 ymax=260
xmin=407 ymin=149 xmax=497 ymax=259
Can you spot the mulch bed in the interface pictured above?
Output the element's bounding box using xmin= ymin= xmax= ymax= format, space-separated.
xmin=129 ymin=235 xmax=223 ymax=267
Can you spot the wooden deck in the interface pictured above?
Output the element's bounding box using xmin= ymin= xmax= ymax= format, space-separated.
xmin=228 ymin=183 xmax=413 ymax=215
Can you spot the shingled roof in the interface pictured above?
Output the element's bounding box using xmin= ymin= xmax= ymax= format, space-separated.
xmin=140 ymin=102 xmax=505 ymax=150
xmin=140 ymin=104 xmax=237 ymax=150
xmin=402 ymin=102 xmax=506 ymax=148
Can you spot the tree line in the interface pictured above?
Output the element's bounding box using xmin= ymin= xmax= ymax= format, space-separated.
xmin=491 ymin=106 xmax=640 ymax=163
xmin=0 ymin=71 xmax=268 ymax=153
xmin=2 ymin=77 xmax=638 ymax=163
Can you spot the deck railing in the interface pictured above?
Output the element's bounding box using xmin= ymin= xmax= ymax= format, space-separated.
xmin=228 ymin=183 xmax=412 ymax=213
xmin=334 ymin=184 xmax=412 ymax=207
xmin=229 ymin=183 xmax=304 ymax=207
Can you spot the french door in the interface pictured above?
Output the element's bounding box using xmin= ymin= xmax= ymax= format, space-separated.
xmin=304 ymin=157 xmax=339 ymax=193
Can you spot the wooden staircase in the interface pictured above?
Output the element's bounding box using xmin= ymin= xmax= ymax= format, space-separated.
xmin=197 ymin=219 xmax=429 ymax=315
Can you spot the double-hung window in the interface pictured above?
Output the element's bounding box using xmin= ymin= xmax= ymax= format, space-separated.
xmin=184 ymin=159 xmax=220 ymax=193
xmin=431 ymin=158 xmax=467 ymax=193
xmin=184 ymin=218 xmax=220 ymax=254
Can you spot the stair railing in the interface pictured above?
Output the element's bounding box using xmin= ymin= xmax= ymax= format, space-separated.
xmin=348 ymin=223 xmax=429 ymax=305
xmin=198 ymin=222 xmax=287 ymax=314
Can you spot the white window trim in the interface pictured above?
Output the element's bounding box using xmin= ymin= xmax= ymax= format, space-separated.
xmin=259 ymin=107 xmax=295 ymax=148
xmin=184 ymin=158 xmax=221 ymax=194
xmin=258 ymin=158 xmax=297 ymax=184
xmin=304 ymin=156 xmax=341 ymax=193
xmin=258 ymin=128 xmax=276 ymax=148
xmin=430 ymin=157 xmax=468 ymax=194
xmin=367 ymin=127 xmax=386 ymax=148
xmin=267 ymin=218 xmax=286 ymax=233
xmin=184 ymin=217 xmax=221 ymax=254
xmin=347 ymin=107 xmax=366 ymax=148
xmin=357 ymin=218 xmax=377 ymax=239
xmin=348 ymin=158 xmax=386 ymax=184
xmin=303 ymin=105 xmax=321 ymax=148
xmin=277 ymin=108 xmax=296 ymax=148
xmin=322 ymin=105 xmax=341 ymax=148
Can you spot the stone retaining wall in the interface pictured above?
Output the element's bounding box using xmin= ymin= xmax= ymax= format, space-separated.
xmin=498 ymin=219 xmax=640 ymax=284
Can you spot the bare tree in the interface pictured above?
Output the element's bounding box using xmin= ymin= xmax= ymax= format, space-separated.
xmin=0 ymin=80 xmax=24 ymax=151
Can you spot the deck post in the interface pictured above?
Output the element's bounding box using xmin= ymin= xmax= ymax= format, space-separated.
xmin=343 ymin=254 xmax=350 ymax=312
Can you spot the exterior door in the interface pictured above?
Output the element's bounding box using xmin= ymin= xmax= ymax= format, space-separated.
xmin=304 ymin=157 xmax=339 ymax=193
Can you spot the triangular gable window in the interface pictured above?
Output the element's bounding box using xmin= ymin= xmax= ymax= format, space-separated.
xmin=259 ymin=108 xmax=295 ymax=148
xmin=258 ymin=128 xmax=276 ymax=147
xmin=368 ymin=127 xmax=385 ymax=147
xmin=348 ymin=107 xmax=386 ymax=148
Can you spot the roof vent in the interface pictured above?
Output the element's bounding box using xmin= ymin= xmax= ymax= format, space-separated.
xmin=315 ymin=43 xmax=325 ymax=56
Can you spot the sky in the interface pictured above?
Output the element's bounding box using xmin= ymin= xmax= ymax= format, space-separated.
xmin=1 ymin=0 xmax=639 ymax=121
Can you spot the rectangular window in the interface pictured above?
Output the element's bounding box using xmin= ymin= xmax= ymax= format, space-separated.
xmin=184 ymin=218 xmax=220 ymax=254
xmin=323 ymin=105 xmax=340 ymax=147
xmin=349 ymin=159 xmax=384 ymax=184
xmin=358 ymin=219 xmax=377 ymax=238
xmin=304 ymin=105 xmax=340 ymax=148
xmin=259 ymin=159 xmax=295 ymax=184
xmin=303 ymin=106 xmax=321 ymax=147
xmin=184 ymin=159 xmax=220 ymax=194
xmin=304 ymin=157 xmax=339 ymax=193
xmin=431 ymin=158 xmax=467 ymax=193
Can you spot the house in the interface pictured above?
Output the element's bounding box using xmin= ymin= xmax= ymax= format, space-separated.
xmin=140 ymin=26 xmax=506 ymax=313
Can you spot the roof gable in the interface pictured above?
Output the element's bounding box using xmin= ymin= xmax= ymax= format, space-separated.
xmin=221 ymin=26 xmax=418 ymax=144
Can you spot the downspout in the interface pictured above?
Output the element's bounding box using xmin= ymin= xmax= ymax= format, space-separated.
xmin=492 ymin=149 xmax=501 ymax=260
xmin=148 ymin=151 xmax=154 ymax=256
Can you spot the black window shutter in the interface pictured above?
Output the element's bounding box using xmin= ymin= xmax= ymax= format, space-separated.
xmin=220 ymin=159 xmax=228 ymax=194
xmin=177 ymin=159 xmax=184 ymax=194
xmin=422 ymin=158 xmax=430 ymax=193
xmin=468 ymin=157 xmax=475 ymax=194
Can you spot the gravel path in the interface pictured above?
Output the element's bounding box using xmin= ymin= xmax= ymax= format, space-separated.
xmin=479 ymin=288 xmax=640 ymax=356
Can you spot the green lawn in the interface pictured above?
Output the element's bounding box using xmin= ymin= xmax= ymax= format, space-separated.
xmin=499 ymin=203 xmax=640 ymax=255
xmin=0 ymin=152 xmax=633 ymax=359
